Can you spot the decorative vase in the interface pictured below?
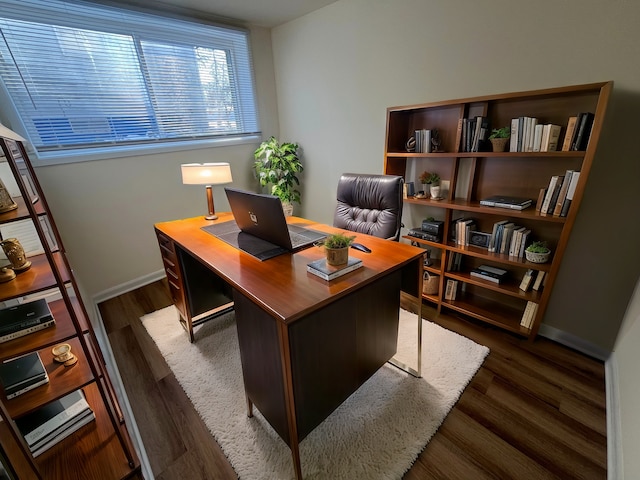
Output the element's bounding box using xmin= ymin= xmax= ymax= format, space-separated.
xmin=281 ymin=201 xmax=294 ymax=217
xmin=0 ymin=238 xmax=31 ymax=272
xmin=490 ymin=137 xmax=509 ymax=152
xmin=325 ymin=246 xmax=349 ymax=266
xmin=430 ymin=184 xmax=441 ymax=199
xmin=525 ymin=249 xmax=550 ymax=264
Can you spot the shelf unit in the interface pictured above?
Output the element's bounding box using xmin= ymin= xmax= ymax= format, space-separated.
xmin=0 ymin=137 xmax=140 ymax=479
xmin=384 ymin=81 xmax=612 ymax=339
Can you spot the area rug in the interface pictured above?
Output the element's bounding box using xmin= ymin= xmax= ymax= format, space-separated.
xmin=141 ymin=307 xmax=489 ymax=479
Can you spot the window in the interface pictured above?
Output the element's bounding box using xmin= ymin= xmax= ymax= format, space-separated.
xmin=0 ymin=0 xmax=259 ymax=159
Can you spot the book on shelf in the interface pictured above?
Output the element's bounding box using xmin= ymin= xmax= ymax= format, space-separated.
xmin=546 ymin=175 xmax=565 ymax=214
xmin=479 ymin=195 xmax=532 ymax=211
xmin=559 ymin=171 xmax=581 ymax=217
xmin=471 ymin=265 xmax=507 ymax=284
xmin=499 ymin=222 xmax=517 ymax=254
xmin=532 ymin=123 xmax=544 ymax=152
xmin=307 ymin=256 xmax=363 ymax=281
xmin=0 ymin=298 xmax=55 ymax=344
xmin=16 ymin=389 xmax=93 ymax=453
xmin=444 ymin=279 xmax=459 ymax=300
xmin=540 ymin=175 xmax=560 ymax=214
xmin=519 ymin=269 xmax=535 ymax=291
xmin=552 ymin=170 xmax=574 ymax=216
xmin=532 ymin=270 xmax=546 ymax=291
xmin=31 ymin=410 xmax=95 ymax=457
xmin=414 ymin=129 xmax=432 ymax=153
xmin=488 ymin=220 xmax=508 ymax=253
xmin=571 ymin=112 xmax=595 ymax=151
xmin=509 ymin=118 xmax=519 ymax=152
xmin=520 ymin=301 xmax=539 ymax=329
xmin=0 ymin=351 xmax=49 ymax=399
xmin=562 ymin=116 xmax=578 ymax=151
xmin=535 ymin=188 xmax=547 ymax=211
xmin=509 ymin=226 xmax=526 ymax=257
xmin=540 ymin=124 xmax=562 ymax=152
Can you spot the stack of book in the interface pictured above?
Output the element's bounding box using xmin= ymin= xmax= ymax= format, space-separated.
xmin=537 ymin=170 xmax=581 ymax=217
xmin=452 ymin=218 xmax=476 ymax=246
xmin=509 ymin=117 xmax=562 ymax=152
xmin=458 ymin=116 xmax=489 ymax=152
xmin=0 ymin=299 xmax=55 ymax=344
xmin=487 ymin=221 xmax=530 ymax=258
xmin=16 ymin=389 xmax=95 ymax=457
xmin=307 ymin=257 xmax=363 ymax=281
xmin=470 ymin=265 xmax=508 ymax=284
xmin=444 ymin=279 xmax=459 ymax=300
xmin=0 ymin=351 xmax=49 ymax=399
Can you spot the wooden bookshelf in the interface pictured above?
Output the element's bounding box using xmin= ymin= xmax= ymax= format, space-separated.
xmin=385 ymin=81 xmax=612 ymax=339
xmin=0 ymin=138 xmax=140 ymax=479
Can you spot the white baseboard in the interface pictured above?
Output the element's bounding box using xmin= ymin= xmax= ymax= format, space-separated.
xmin=538 ymin=324 xmax=610 ymax=361
xmin=92 ymin=270 xmax=166 ymax=304
xmin=605 ymin=352 xmax=621 ymax=480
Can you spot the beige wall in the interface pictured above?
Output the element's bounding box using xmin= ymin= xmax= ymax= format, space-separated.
xmin=271 ymin=0 xmax=640 ymax=352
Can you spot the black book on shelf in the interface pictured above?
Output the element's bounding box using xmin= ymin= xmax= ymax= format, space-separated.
xmin=0 ymin=351 xmax=48 ymax=399
xmin=571 ymin=112 xmax=594 ymax=151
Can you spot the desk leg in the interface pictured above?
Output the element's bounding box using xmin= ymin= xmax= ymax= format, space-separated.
xmin=246 ymin=396 xmax=253 ymax=418
xmin=388 ymin=308 xmax=422 ymax=378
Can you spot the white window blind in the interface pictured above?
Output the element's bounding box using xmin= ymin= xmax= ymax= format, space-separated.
xmin=0 ymin=0 xmax=259 ymax=156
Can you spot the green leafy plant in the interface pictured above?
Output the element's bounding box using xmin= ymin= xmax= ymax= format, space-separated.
xmin=323 ymin=233 xmax=356 ymax=249
xmin=419 ymin=171 xmax=440 ymax=184
xmin=489 ymin=126 xmax=511 ymax=139
xmin=427 ymin=172 xmax=440 ymax=185
xmin=526 ymin=240 xmax=550 ymax=253
xmin=253 ymin=136 xmax=303 ymax=204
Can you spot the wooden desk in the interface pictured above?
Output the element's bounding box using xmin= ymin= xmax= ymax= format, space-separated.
xmin=154 ymin=213 xmax=424 ymax=479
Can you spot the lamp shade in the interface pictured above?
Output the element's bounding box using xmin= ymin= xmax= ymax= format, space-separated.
xmin=181 ymin=163 xmax=232 ymax=185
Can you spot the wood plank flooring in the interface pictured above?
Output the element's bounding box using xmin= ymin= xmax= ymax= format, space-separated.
xmin=98 ymin=279 xmax=606 ymax=479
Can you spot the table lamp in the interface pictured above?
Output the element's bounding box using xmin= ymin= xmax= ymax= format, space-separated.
xmin=181 ymin=163 xmax=233 ymax=220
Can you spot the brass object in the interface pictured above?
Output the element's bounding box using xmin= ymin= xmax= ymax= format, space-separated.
xmin=0 ymin=177 xmax=17 ymax=213
xmin=0 ymin=238 xmax=31 ymax=272
xmin=51 ymin=343 xmax=78 ymax=366
xmin=0 ymin=267 xmax=15 ymax=283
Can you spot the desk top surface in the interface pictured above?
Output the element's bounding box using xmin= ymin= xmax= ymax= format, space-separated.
xmin=155 ymin=213 xmax=424 ymax=324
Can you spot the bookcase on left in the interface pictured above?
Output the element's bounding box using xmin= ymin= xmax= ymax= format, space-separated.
xmin=0 ymin=135 xmax=140 ymax=479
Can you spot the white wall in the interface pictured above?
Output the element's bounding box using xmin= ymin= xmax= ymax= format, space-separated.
xmin=271 ymin=0 xmax=640 ymax=352
xmin=14 ymin=25 xmax=279 ymax=303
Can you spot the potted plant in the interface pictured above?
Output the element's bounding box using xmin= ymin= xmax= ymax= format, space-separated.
xmin=253 ymin=136 xmax=303 ymax=216
xmin=426 ymin=172 xmax=441 ymax=199
xmin=323 ymin=233 xmax=356 ymax=266
xmin=488 ymin=126 xmax=511 ymax=152
xmin=418 ymin=171 xmax=431 ymax=193
xmin=525 ymin=240 xmax=551 ymax=263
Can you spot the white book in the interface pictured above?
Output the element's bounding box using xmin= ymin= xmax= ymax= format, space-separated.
xmin=540 ymin=176 xmax=559 ymax=214
xmin=510 ymin=118 xmax=519 ymax=152
xmin=532 ymin=124 xmax=544 ymax=152
xmin=18 ymin=389 xmax=90 ymax=446
xmin=31 ymin=410 xmax=95 ymax=457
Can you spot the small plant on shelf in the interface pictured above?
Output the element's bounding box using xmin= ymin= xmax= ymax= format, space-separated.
xmin=488 ymin=126 xmax=511 ymax=152
xmin=525 ymin=241 xmax=551 ymax=263
xmin=427 ymin=172 xmax=440 ymax=185
xmin=489 ymin=126 xmax=511 ymax=139
xmin=419 ymin=171 xmax=431 ymax=185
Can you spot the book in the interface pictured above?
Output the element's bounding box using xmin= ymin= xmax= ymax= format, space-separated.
xmin=562 ymin=116 xmax=578 ymax=151
xmin=5 ymin=375 xmax=49 ymax=400
xmin=509 ymin=118 xmax=519 ymax=152
xmin=477 ymin=264 xmax=507 ymax=276
xmin=540 ymin=175 xmax=560 ymax=214
xmin=470 ymin=270 xmax=501 ymax=284
xmin=488 ymin=220 xmax=508 ymax=253
xmin=307 ymin=257 xmax=363 ymax=281
xmin=0 ymin=351 xmax=48 ymax=399
xmin=509 ymin=226 xmax=526 ymax=257
xmin=532 ymin=270 xmax=546 ymax=291
xmin=480 ymin=195 xmax=532 ymax=210
xmin=552 ymin=170 xmax=574 ymax=216
xmin=519 ymin=269 xmax=535 ymax=291
xmin=571 ymin=112 xmax=595 ymax=150
xmin=559 ymin=171 xmax=580 ymax=217
xmin=0 ymin=299 xmax=55 ymax=344
xmin=546 ymin=175 xmax=565 ymax=213
xmin=535 ymin=188 xmax=547 ymax=211
xmin=520 ymin=301 xmax=539 ymax=329
xmin=31 ymin=409 xmax=95 ymax=457
xmin=16 ymin=389 xmax=91 ymax=448
xmin=444 ymin=279 xmax=458 ymax=300
xmin=541 ymin=124 xmax=562 ymax=151
xmin=532 ymin=123 xmax=544 ymax=152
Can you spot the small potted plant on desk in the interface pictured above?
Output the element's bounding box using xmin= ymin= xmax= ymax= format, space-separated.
xmin=525 ymin=241 xmax=551 ymax=263
xmin=323 ymin=233 xmax=356 ymax=266
xmin=489 ymin=126 xmax=511 ymax=152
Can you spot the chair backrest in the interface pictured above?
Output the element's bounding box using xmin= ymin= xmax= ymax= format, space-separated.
xmin=333 ymin=173 xmax=404 ymax=241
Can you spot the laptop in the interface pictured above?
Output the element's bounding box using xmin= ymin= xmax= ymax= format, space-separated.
xmin=202 ymin=188 xmax=326 ymax=260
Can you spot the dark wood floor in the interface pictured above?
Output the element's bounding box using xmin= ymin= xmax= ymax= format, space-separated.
xmin=98 ymin=279 xmax=606 ymax=479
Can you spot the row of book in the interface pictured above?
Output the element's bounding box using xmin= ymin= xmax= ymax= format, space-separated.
xmin=520 ymin=301 xmax=539 ymax=329
xmin=536 ymin=170 xmax=580 ymax=217
xmin=459 ymin=116 xmax=489 ymax=153
xmin=412 ymin=129 xmax=436 ymax=153
xmin=519 ymin=269 xmax=546 ymax=292
xmin=488 ymin=220 xmax=530 ymax=258
xmin=16 ymin=389 xmax=95 ymax=457
xmin=509 ymin=112 xmax=594 ymax=153
xmin=0 ymin=298 xmax=55 ymax=344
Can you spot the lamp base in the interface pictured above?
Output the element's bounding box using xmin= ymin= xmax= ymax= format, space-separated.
xmin=205 ymin=214 xmax=218 ymax=220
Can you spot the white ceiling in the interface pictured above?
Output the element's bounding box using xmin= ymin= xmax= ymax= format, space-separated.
xmin=150 ymin=0 xmax=338 ymax=27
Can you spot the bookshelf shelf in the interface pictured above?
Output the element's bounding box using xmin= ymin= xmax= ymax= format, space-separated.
xmin=386 ymin=81 xmax=612 ymax=338
xmin=0 ymin=137 xmax=139 ymax=478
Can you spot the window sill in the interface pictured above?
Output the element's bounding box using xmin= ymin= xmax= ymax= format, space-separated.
xmin=29 ymin=134 xmax=262 ymax=166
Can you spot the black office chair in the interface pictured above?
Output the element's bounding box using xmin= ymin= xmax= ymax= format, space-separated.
xmin=333 ymin=173 xmax=404 ymax=241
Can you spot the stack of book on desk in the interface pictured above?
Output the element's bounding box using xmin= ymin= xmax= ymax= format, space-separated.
xmin=470 ymin=265 xmax=508 ymax=284
xmin=0 ymin=351 xmax=49 ymax=399
xmin=307 ymin=257 xmax=363 ymax=281
xmin=16 ymin=389 xmax=95 ymax=457
xmin=0 ymin=299 xmax=55 ymax=344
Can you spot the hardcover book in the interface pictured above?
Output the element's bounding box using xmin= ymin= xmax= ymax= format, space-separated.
xmin=0 ymin=299 xmax=55 ymax=344
xmin=307 ymin=257 xmax=363 ymax=281
xmin=480 ymin=195 xmax=532 ymax=210
xmin=0 ymin=351 xmax=47 ymax=398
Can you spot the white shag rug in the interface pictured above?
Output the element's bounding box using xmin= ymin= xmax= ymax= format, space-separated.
xmin=141 ymin=306 xmax=489 ymax=479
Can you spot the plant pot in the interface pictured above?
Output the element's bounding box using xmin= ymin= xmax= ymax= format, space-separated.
xmin=281 ymin=201 xmax=294 ymax=217
xmin=325 ymin=246 xmax=349 ymax=266
xmin=525 ymin=249 xmax=550 ymax=264
xmin=490 ymin=137 xmax=509 ymax=152
xmin=430 ymin=184 xmax=441 ymax=199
